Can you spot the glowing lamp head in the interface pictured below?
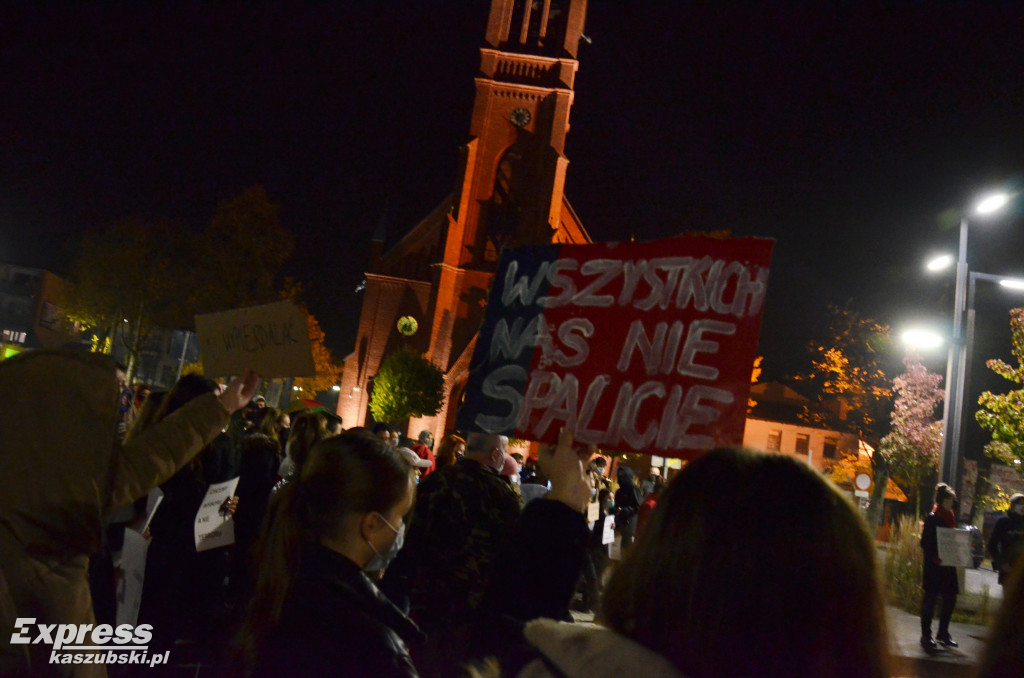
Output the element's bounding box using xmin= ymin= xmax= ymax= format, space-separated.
xmin=926 ymin=254 xmax=954 ymax=272
xmin=999 ymin=278 xmax=1024 ymax=291
xmin=975 ymin=192 xmax=1011 ymax=216
xmin=902 ymin=329 xmax=943 ymax=350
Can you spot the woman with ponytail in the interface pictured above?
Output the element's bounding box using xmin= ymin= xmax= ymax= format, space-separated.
xmin=234 ymin=429 xmax=421 ymax=678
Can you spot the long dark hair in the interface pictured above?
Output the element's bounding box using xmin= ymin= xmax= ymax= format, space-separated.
xmin=124 ymin=374 xmax=217 ymax=477
xmin=232 ymin=430 xmax=412 ymax=676
xmin=285 ymin=411 xmax=328 ymax=475
xmin=600 ymin=447 xmax=889 ymax=678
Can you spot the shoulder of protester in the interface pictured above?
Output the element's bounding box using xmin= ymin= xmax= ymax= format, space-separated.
xmin=504 ymin=619 xmax=684 ymax=678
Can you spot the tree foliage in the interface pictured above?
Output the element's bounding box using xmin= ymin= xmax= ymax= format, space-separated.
xmin=63 ymin=217 xmax=191 ymax=381
xmin=283 ymin=281 xmax=344 ymax=396
xmin=190 ymin=185 xmax=294 ymax=313
xmin=794 ymin=304 xmax=895 ymax=441
xmin=877 ymin=350 xmax=944 ymax=514
xmin=976 ymin=307 xmax=1024 ymax=468
xmin=747 ymin=355 xmax=763 ymax=412
xmin=63 ymin=186 xmax=293 ymax=383
xmin=369 ymin=347 xmax=445 ymax=424
xmin=823 ymin=449 xmax=872 ymax=488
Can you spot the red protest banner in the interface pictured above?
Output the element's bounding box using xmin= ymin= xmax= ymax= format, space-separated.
xmin=457 ymin=235 xmax=774 ymax=458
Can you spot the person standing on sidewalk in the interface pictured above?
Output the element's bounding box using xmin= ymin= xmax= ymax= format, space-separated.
xmin=920 ymin=483 xmax=960 ymax=650
xmin=988 ymin=493 xmax=1024 ymax=587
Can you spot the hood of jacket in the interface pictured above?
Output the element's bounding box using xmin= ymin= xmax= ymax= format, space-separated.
xmin=518 ymin=619 xmax=684 ymax=678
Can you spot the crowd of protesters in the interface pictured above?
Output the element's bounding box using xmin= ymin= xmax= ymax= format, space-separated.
xmin=8 ymin=349 xmax=1024 ymax=678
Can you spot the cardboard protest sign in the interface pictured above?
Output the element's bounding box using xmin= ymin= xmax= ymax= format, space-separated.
xmin=936 ymin=527 xmax=973 ymax=568
xmin=457 ymin=235 xmax=774 ymax=457
xmin=195 ymin=301 xmax=315 ymax=378
xmin=194 ymin=477 xmax=240 ymax=552
xmin=116 ymin=528 xmax=149 ymax=627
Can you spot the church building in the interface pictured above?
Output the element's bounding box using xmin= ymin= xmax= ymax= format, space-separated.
xmin=337 ymin=0 xmax=592 ymax=442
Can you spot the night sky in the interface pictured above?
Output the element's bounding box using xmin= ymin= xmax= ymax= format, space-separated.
xmin=4 ymin=1 xmax=1024 ymax=434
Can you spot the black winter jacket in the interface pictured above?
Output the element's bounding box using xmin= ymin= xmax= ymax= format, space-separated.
xmin=254 ymin=545 xmax=424 ymax=678
xmin=988 ymin=511 xmax=1024 ymax=584
xmin=920 ymin=510 xmax=959 ymax=595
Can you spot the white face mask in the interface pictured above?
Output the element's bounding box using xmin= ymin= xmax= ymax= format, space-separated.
xmin=364 ymin=513 xmax=405 ymax=572
xmin=1013 ymin=503 xmax=1024 ymax=516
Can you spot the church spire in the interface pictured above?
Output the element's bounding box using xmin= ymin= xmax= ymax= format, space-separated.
xmin=485 ymin=0 xmax=588 ymax=59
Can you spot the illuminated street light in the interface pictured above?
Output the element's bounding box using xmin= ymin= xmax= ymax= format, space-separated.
xmin=930 ymin=191 xmax=1012 ymax=487
xmin=927 ymin=254 xmax=954 ymax=272
xmin=331 ymin=384 xmax=342 ymax=391
xmin=975 ymin=192 xmax=1011 ymax=215
xmin=902 ymin=329 xmax=944 ymax=350
xmin=999 ymin=278 xmax=1024 ymax=291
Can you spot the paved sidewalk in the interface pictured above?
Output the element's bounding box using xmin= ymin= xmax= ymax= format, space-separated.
xmin=574 ymin=606 xmax=990 ymax=678
xmin=887 ymin=605 xmax=989 ymax=678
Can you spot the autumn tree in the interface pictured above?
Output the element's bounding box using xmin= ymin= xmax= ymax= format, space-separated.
xmin=282 ymin=280 xmax=344 ymax=396
xmin=793 ymin=304 xmax=896 ymax=529
xmin=63 ymin=186 xmax=295 ymax=385
xmin=976 ymin=307 xmax=1024 ymax=469
xmin=369 ymin=347 xmax=445 ymax=425
xmin=190 ymin=185 xmax=294 ymax=313
xmin=877 ymin=350 xmax=945 ymax=518
xmin=63 ymin=217 xmax=191 ymax=383
xmin=748 ymin=355 xmax=763 ymax=412
xmin=794 ymin=304 xmax=895 ymax=441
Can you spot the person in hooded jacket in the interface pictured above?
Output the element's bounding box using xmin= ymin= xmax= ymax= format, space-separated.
xmin=233 ymin=429 xmax=423 ymax=678
xmin=613 ymin=466 xmax=644 ymax=551
xmin=0 ymin=350 xmax=257 ymax=678
xmin=482 ymin=447 xmax=889 ymax=678
xmin=988 ymin=493 xmax=1024 ymax=587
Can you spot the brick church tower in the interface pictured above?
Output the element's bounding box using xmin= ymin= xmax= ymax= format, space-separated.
xmin=337 ymin=0 xmax=591 ymax=441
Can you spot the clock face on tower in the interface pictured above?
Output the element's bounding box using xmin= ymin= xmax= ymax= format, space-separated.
xmin=510 ymin=107 xmax=532 ymax=128
xmin=396 ymin=316 xmax=418 ymax=336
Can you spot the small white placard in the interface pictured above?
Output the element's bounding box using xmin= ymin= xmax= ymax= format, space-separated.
xmin=936 ymin=527 xmax=973 ymax=567
xmin=194 ymin=477 xmax=240 ymax=552
xmin=587 ymin=501 xmax=600 ymax=523
xmin=602 ymin=515 xmax=616 ymax=545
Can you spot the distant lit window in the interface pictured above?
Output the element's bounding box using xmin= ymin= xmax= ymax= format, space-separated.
xmin=767 ymin=430 xmax=782 ymax=451
xmin=795 ymin=434 xmax=809 ymax=456
xmin=823 ymin=438 xmax=838 ymax=459
xmin=1 ymin=329 xmax=27 ymax=344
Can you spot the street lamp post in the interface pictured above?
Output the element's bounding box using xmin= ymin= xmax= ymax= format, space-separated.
xmin=938 ymin=218 xmax=969 ymax=485
xmin=934 ymin=193 xmax=1012 ymax=488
